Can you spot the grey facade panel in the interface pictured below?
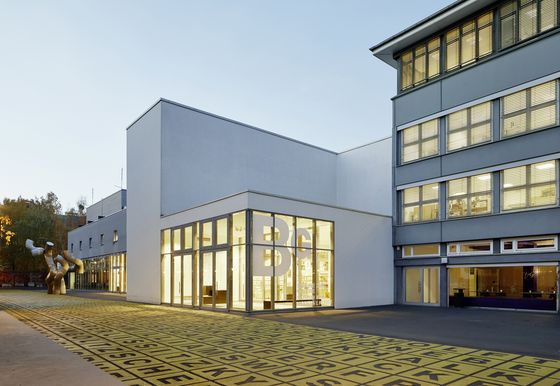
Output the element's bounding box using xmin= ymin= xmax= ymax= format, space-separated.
xmin=441 ymin=128 xmax=560 ymax=176
xmin=394 ymin=222 xmax=441 ymax=245
xmin=441 ymin=208 xmax=560 ymax=242
xmin=67 ymin=209 xmax=127 ymax=260
xmin=394 ymin=82 xmax=441 ymax=127
xmin=394 ymin=157 xmax=441 ymax=186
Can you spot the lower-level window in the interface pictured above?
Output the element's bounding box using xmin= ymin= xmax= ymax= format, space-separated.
xmin=501 ymin=235 xmax=558 ymax=253
xmin=404 ymin=267 xmax=439 ymax=305
xmin=449 ymin=266 xmax=557 ymax=311
xmin=448 ymin=240 xmax=493 ymax=255
xmin=403 ymin=244 xmax=440 ymax=257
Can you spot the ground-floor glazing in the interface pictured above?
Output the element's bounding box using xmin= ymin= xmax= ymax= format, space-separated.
xmin=161 ymin=210 xmax=334 ymax=312
xmin=403 ymin=263 xmax=558 ymax=311
xmin=71 ymin=253 xmax=127 ymax=293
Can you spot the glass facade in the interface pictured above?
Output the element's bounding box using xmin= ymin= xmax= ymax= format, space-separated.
xmin=73 ymin=253 xmax=127 ymax=293
xmin=161 ymin=210 xmax=334 ymax=311
xmin=449 ymin=266 xmax=558 ymax=310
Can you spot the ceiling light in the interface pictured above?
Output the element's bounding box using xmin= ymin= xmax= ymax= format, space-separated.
xmin=503 ymin=183 xmax=513 ymax=188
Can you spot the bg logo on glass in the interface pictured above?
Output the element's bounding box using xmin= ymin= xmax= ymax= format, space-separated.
xmin=252 ymin=215 xmax=311 ymax=277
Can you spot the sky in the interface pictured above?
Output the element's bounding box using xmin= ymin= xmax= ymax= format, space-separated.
xmin=0 ymin=0 xmax=452 ymax=211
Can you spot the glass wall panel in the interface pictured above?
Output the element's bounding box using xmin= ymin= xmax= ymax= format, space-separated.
xmin=316 ymin=250 xmax=333 ymax=307
xmin=193 ymin=252 xmax=199 ymax=307
xmin=275 ymin=214 xmax=295 ymax=247
xmin=173 ymin=229 xmax=181 ymax=251
xmin=232 ymin=212 xmax=246 ymax=245
xmin=161 ymin=229 xmax=171 ymax=254
xmin=202 ymin=222 xmax=213 ymax=247
xmin=316 ymin=221 xmax=333 ymax=250
xmin=405 ymin=267 xmax=439 ymax=305
xmin=252 ymin=212 xmax=273 ymax=245
xmin=161 ymin=254 xmax=171 ymax=304
xmin=296 ymin=218 xmax=314 ymax=249
xmin=449 ymin=266 xmax=557 ymax=311
xmin=202 ymin=252 xmax=213 ymax=306
xmin=182 ymin=254 xmax=192 ymax=305
xmin=184 ymin=226 xmax=193 ymax=250
xmin=275 ymin=247 xmax=294 ymax=309
xmin=296 ymin=250 xmax=314 ymax=308
xmin=215 ymin=251 xmax=228 ymax=309
xmin=405 ymin=268 xmax=421 ymax=303
xmin=232 ymin=245 xmax=246 ymax=310
xmin=252 ymin=246 xmax=272 ymax=310
xmin=172 ymin=255 xmax=181 ymax=305
xmin=216 ymin=218 xmax=228 ymax=245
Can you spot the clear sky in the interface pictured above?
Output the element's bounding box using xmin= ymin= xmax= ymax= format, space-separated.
xmin=0 ymin=0 xmax=452 ymax=211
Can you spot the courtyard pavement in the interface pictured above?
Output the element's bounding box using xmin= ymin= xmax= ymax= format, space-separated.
xmin=0 ymin=290 xmax=559 ymax=386
xmin=255 ymin=306 xmax=560 ymax=360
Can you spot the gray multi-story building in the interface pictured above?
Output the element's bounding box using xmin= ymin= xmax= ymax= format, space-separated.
xmin=372 ymin=0 xmax=560 ymax=311
xmin=67 ymin=190 xmax=127 ymax=292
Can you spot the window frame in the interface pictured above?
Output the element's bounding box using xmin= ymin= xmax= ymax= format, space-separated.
xmin=501 ymin=161 xmax=558 ymax=212
xmin=447 ymin=173 xmax=493 ymax=218
xmin=400 ymin=119 xmax=440 ymax=164
xmin=501 ymin=235 xmax=558 ymax=253
xmin=501 ymin=80 xmax=558 ymax=139
xmin=447 ymin=102 xmax=493 ymax=152
xmin=401 ymin=183 xmax=440 ymax=224
xmin=445 ymin=10 xmax=494 ymax=72
xmin=113 ymin=230 xmax=119 ymax=243
xmin=499 ymin=0 xmax=560 ymax=50
xmin=447 ymin=240 xmax=494 ymax=256
xmin=400 ymin=37 xmax=441 ymax=91
xmin=402 ymin=244 xmax=441 ymax=258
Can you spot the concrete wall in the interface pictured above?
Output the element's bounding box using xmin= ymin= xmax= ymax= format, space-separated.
xmin=336 ymin=137 xmax=392 ymax=216
xmin=126 ymin=103 xmax=162 ymax=304
xmin=68 ymin=209 xmax=126 ymax=259
xmin=86 ymin=190 xmax=126 ymax=223
xmin=160 ymin=101 xmax=338 ymax=217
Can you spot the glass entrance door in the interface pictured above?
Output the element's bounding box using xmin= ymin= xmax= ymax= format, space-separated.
xmin=404 ymin=267 xmax=440 ymax=305
xmin=200 ymin=250 xmax=229 ymax=309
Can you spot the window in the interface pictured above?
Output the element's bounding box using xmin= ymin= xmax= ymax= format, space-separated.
xmin=400 ymin=37 xmax=441 ymax=90
xmin=502 ymin=80 xmax=557 ymax=138
xmin=70 ymin=243 xmax=74 ymax=253
xmin=445 ymin=12 xmax=493 ymax=72
xmin=79 ymin=241 xmax=82 ymax=251
xmin=403 ymin=244 xmax=440 ymax=257
xmin=448 ymin=173 xmax=492 ymax=217
xmin=500 ymin=0 xmax=558 ymax=49
xmin=100 ymin=234 xmax=104 ymax=246
xmin=502 ymin=235 xmax=558 ymax=252
xmin=402 ymin=183 xmax=439 ymax=223
xmin=448 ymin=240 xmax=493 ymax=255
xmin=88 ymin=237 xmax=92 ymax=249
xmin=502 ymin=161 xmax=557 ymax=211
xmin=401 ymin=119 xmax=439 ymax=163
xmin=113 ymin=230 xmax=119 ymax=243
xmin=447 ymin=102 xmax=492 ymax=151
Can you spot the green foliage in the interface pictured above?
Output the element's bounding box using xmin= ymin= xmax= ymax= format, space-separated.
xmin=0 ymin=192 xmax=84 ymax=275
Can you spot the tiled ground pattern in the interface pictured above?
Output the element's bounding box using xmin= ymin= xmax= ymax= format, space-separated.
xmin=0 ymin=291 xmax=559 ymax=386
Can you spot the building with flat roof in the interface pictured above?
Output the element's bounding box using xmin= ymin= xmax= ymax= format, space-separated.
xmin=67 ymin=190 xmax=127 ymax=293
xmin=372 ymin=0 xmax=560 ymax=311
xmin=125 ymin=99 xmax=393 ymax=311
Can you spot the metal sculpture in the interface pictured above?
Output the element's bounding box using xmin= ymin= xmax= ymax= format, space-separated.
xmin=25 ymin=239 xmax=84 ymax=295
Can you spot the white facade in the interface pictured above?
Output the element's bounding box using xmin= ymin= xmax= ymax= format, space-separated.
xmin=126 ymin=99 xmax=393 ymax=309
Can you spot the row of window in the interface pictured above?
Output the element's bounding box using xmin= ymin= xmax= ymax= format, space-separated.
xmin=402 ymin=234 xmax=558 ymax=257
xmin=400 ymin=0 xmax=559 ymax=90
xmin=402 ymin=160 xmax=557 ymax=223
xmin=71 ymin=230 xmax=119 ymax=252
xmin=161 ymin=212 xmax=334 ymax=253
xmin=401 ymin=79 xmax=558 ymax=163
